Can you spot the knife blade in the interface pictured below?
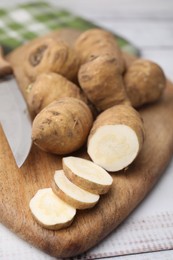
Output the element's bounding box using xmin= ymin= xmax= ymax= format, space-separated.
xmin=0 ymin=77 xmax=32 ymax=167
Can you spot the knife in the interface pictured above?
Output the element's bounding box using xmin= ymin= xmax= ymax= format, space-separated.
xmin=0 ymin=47 xmax=32 ymax=167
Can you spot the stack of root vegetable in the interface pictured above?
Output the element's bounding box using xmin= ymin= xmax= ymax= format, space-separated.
xmin=30 ymin=156 xmax=113 ymax=230
xmin=21 ymin=28 xmax=166 ymax=230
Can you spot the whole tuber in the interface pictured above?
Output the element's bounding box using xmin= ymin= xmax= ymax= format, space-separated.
xmin=124 ymin=59 xmax=166 ymax=108
xmin=32 ymin=97 xmax=93 ymax=155
xmin=24 ymin=38 xmax=80 ymax=82
xmin=28 ymin=72 xmax=88 ymax=115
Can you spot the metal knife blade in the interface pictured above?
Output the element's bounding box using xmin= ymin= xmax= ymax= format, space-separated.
xmin=0 ymin=77 xmax=32 ymax=167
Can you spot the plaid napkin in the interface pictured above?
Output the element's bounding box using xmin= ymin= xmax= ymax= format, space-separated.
xmin=0 ymin=1 xmax=140 ymax=55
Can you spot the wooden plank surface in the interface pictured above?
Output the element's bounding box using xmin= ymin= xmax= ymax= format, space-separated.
xmin=1 ymin=82 xmax=173 ymax=258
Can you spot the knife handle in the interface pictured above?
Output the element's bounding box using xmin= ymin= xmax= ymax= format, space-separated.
xmin=0 ymin=46 xmax=13 ymax=77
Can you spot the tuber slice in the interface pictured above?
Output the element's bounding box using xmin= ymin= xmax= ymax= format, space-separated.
xmin=52 ymin=170 xmax=100 ymax=209
xmin=87 ymin=104 xmax=145 ymax=172
xmin=29 ymin=188 xmax=76 ymax=230
xmin=63 ymin=156 xmax=113 ymax=195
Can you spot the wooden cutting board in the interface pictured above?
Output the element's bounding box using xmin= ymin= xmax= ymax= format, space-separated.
xmin=0 ymin=82 xmax=173 ymax=258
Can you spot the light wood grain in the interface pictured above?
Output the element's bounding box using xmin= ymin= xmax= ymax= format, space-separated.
xmin=1 ymin=82 xmax=173 ymax=258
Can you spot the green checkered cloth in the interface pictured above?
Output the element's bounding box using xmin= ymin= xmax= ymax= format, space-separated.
xmin=0 ymin=1 xmax=139 ymax=55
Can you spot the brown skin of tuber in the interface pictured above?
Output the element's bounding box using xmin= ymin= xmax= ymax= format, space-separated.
xmin=75 ymin=29 xmax=129 ymax=112
xmin=24 ymin=38 xmax=80 ymax=82
xmin=7 ymin=28 xmax=166 ymax=164
xmin=28 ymin=72 xmax=88 ymax=116
xmin=32 ymin=97 xmax=93 ymax=155
xmin=122 ymin=51 xmax=137 ymax=73
xmin=124 ymin=59 xmax=166 ymax=108
xmin=75 ymin=28 xmax=125 ymax=73
xmin=78 ymin=55 xmax=130 ymax=112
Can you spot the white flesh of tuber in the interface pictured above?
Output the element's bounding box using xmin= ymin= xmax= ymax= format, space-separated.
xmin=63 ymin=156 xmax=113 ymax=194
xmin=52 ymin=170 xmax=100 ymax=209
xmin=29 ymin=188 xmax=76 ymax=230
xmin=88 ymin=124 xmax=140 ymax=172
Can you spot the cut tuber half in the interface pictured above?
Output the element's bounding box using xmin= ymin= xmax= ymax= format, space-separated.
xmin=29 ymin=188 xmax=76 ymax=230
xmin=52 ymin=170 xmax=100 ymax=209
xmin=63 ymin=156 xmax=113 ymax=195
xmin=87 ymin=104 xmax=145 ymax=172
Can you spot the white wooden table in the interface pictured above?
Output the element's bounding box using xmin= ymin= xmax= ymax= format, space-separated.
xmin=0 ymin=0 xmax=173 ymax=259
